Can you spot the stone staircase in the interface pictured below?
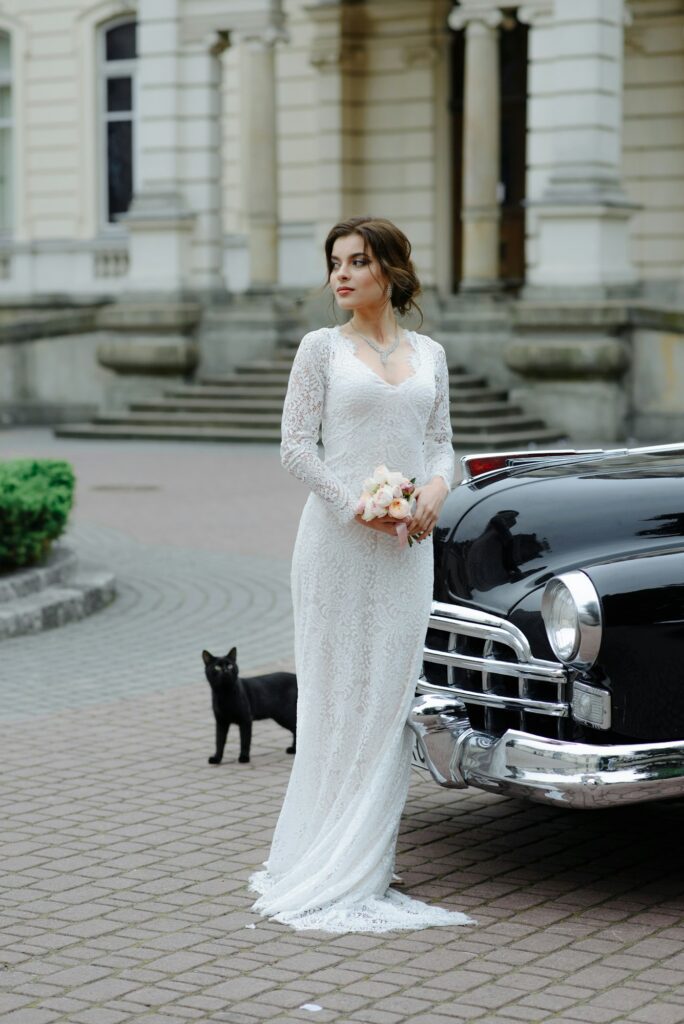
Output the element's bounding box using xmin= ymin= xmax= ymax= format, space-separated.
xmin=56 ymin=337 xmax=564 ymax=450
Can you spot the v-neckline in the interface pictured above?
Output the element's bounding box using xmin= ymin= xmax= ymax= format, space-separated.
xmin=334 ymin=325 xmax=418 ymax=390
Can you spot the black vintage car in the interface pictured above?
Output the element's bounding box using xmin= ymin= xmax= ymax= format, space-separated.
xmin=409 ymin=443 xmax=684 ymax=809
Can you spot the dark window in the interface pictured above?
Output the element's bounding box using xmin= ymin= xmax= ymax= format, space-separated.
xmin=107 ymin=121 xmax=132 ymax=219
xmin=107 ymin=77 xmax=132 ymax=113
xmin=105 ymin=22 xmax=137 ymax=61
xmin=103 ymin=21 xmax=136 ymax=224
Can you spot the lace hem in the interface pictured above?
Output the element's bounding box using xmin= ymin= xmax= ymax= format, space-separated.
xmin=248 ymin=870 xmax=474 ymax=934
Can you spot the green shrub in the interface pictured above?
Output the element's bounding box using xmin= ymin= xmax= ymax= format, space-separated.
xmin=0 ymin=459 xmax=75 ymax=573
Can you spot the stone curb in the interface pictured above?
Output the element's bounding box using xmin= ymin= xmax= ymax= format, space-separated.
xmin=0 ymin=542 xmax=78 ymax=601
xmin=0 ymin=544 xmax=117 ymax=641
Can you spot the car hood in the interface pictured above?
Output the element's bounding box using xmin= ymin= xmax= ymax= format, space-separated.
xmin=434 ymin=450 xmax=684 ymax=616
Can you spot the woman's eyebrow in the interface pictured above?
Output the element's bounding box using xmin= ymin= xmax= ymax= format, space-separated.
xmin=331 ymin=252 xmax=367 ymax=260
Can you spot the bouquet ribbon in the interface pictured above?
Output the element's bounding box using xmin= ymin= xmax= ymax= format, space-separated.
xmin=395 ymin=522 xmax=409 ymax=549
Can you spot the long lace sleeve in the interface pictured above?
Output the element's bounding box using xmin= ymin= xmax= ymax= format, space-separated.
xmin=281 ymin=331 xmax=358 ymax=524
xmin=424 ymin=343 xmax=455 ymax=491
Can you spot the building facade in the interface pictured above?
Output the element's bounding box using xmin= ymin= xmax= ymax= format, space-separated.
xmin=0 ymin=0 xmax=683 ymax=442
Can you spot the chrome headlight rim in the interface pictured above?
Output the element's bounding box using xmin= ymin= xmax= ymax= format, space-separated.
xmin=541 ymin=570 xmax=603 ymax=669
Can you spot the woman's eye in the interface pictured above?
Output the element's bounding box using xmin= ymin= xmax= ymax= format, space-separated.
xmin=353 ymin=259 xmax=368 ymax=267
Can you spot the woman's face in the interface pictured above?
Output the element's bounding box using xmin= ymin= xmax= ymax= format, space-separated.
xmin=329 ymin=233 xmax=389 ymax=314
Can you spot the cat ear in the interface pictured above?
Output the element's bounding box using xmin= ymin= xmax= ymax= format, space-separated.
xmin=202 ymin=650 xmax=214 ymax=665
xmin=227 ymin=647 xmax=237 ymax=661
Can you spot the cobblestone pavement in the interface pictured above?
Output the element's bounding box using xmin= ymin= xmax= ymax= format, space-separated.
xmin=2 ymin=430 xmax=684 ymax=1024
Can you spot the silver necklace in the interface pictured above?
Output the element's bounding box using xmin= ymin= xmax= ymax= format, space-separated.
xmin=351 ymin=323 xmax=401 ymax=366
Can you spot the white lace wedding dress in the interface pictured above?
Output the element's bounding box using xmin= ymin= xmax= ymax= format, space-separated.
xmin=249 ymin=326 xmax=472 ymax=933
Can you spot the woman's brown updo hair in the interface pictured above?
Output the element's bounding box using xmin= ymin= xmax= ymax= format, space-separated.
xmin=325 ymin=216 xmax=422 ymax=323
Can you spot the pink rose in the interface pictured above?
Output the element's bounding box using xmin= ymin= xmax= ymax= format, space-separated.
xmin=388 ymin=498 xmax=411 ymax=520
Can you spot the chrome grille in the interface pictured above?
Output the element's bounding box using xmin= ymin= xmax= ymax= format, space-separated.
xmin=421 ymin=600 xmax=569 ymax=739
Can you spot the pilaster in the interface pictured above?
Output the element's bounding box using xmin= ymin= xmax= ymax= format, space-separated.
xmin=234 ymin=23 xmax=286 ymax=290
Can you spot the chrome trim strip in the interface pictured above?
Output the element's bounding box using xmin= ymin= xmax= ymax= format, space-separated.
xmin=429 ymin=611 xmax=530 ymax=661
xmin=423 ymin=647 xmax=566 ymax=683
xmin=459 ymin=442 xmax=684 ymax=483
xmin=418 ymin=678 xmax=569 ymax=717
xmin=409 ymin=693 xmax=684 ymax=808
xmin=423 ymin=600 xmax=568 ymax=726
xmin=460 ymin=448 xmax=602 ymax=482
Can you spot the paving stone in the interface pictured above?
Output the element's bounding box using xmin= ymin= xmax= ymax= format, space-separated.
xmin=2 ymin=430 xmax=684 ymax=1024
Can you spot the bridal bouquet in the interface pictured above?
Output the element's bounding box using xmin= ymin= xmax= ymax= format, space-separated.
xmin=355 ymin=464 xmax=416 ymax=546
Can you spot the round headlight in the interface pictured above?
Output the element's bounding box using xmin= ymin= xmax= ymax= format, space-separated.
xmin=541 ymin=571 xmax=602 ymax=668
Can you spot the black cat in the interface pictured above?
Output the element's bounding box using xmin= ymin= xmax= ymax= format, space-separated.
xmin=202 ymin=647 xmax=297 ymax=764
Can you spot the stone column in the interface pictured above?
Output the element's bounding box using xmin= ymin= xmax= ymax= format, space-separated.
xmin=523 ymin=0 xmax=637 ymax=294
xmin=236 ymin=27 xmax=283 ymax=290
xmin=448 ymin=6 xmax=503 ymax=291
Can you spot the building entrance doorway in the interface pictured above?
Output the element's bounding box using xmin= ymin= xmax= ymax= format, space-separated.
xmin=450 ymin=18 xmax=528 ymax=291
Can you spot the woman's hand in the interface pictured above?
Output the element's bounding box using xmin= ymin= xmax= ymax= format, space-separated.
xmin=354 ymin=512 xmax=405 ymax=538
xmin=408 ymin=477 xmax=450 ymax=542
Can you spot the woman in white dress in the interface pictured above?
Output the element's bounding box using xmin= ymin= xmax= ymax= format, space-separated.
xmin=250 ymin=217 xmax=472 ymax=933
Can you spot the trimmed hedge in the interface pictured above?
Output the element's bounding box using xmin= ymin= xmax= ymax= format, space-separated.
xmin=0 ymin=459 xmax=75 ymax=573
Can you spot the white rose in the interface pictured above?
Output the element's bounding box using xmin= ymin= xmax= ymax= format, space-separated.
xmin=373 ymin=484 xmax=394 ymax=509
xmin=372 ymin=464 xmax=391 ymax=485
xmin=362 ymin=497 xmax=379 ymax=521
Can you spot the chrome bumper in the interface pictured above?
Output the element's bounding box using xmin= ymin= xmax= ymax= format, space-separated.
xmin=409 ymin=690 xmax=684 ymax=809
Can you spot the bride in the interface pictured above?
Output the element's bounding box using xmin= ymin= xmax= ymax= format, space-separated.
xmin=249 ymin=216 xmax=473 ymax=933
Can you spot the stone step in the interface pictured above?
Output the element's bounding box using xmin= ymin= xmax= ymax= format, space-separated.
xmin=0 ymin=565 xmax=117 ymax=641
xmin=167 ymin=382 xmax=500 ymax=402
xmin=200 ymin=369 xmax=487 ymax=389
xmin=166 ymin=384 xmax=289 ymax=399
xmin=0 ymin=544 xmax=78 ymax=602
xmin=452 ymin=426 xmax=566 ymax=450
xmin=133 ymin=396 xmax=522 ymax=418
xmin=130 ymin=397 xmax=285 ymax=413
xmin=56 ymin=419 xmax=566 ymax=451
xmin=230 ymin=359 xmax=296 ymax=373
xmin=451 ymin=413 xmax=546 ymax=433
xmin=55 ymin=423 xmax=283 ymax=442
xmin=197 ymin=372 xmax=291 ymax=386
xmin=96 ymin=408 xmax=533 ymax=431
xmin=453 ymin=387 xmax=509 ymax=403
xmin=450 ymin=401 xmax=524 ymax=418
xmin=95 ymin=411 xmax=284 ymax=427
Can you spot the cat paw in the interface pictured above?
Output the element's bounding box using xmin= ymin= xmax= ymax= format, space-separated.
xmin=208 ymin=756 xmax=222 ymax=764
xmin=238 ymin=754 xmax=250 ymax=764
xmin=286 ymin=746 xmax=296 ymax=754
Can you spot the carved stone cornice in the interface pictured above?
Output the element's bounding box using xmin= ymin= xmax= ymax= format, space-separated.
xmin=181 ymin=8 xmax=287 ymax=47
xmin=232 ymin=23 xmax=289 ymax=49
xmin=517 ymin=3 xmax=553 ymax=25
xmin=448 ymin=4 xmax=503 ymax=31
